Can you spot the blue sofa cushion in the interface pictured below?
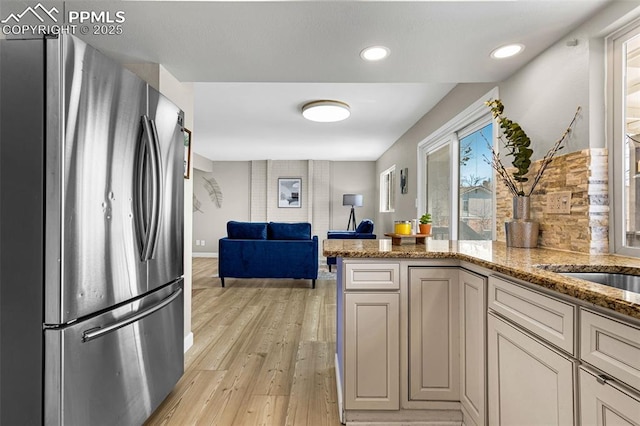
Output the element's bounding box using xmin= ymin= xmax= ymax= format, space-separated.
xmin=227 ymin=221 xmax=268 ymax=240
xmin=355 ymin=219 xmax=374 ymax=234
xmin=268 ymin=222 xmax=311 ymax=240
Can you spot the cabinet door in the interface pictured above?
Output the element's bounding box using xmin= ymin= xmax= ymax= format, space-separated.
xmin=488 ymin=313 xmax=576 ymax=426
xmin=344 ymin=292 xmax=399 ymax=410
xmin=460 ymin=270 xmax=487 ymax=426
xmin=408 ymin=267 xmax=460 ymax=401
xmin=580 ymin=368 xmax=640 ymax=426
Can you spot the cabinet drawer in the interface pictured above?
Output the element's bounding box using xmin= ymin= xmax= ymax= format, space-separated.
xmin=488 ymin=276 xmax=575 ymax=354
xmin=580 ymin=309 xmax=640 ymax=391
xmin=345 ymin=262 xmax=400 ymax=290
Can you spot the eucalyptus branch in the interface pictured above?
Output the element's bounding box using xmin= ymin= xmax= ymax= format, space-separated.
xmin=525 ymin=106 xmax=581 ymax=196
xmin=486 ymin=99 xmax=532 ymax=185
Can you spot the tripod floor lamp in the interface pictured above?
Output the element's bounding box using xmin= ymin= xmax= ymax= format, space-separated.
xmin=343 ymin=194 xmax=363 ymax=231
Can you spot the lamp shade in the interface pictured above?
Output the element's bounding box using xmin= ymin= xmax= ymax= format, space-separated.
xmin=343 ymin=194 xmax=363 ymax=207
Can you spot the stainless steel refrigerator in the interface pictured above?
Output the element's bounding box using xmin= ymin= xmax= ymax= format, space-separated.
xmin=0 ymin=34 xmax=185 ymax=425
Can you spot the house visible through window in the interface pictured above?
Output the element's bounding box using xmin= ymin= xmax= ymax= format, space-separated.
xmin=458 ymin=122 xmax=494 ymax=240
xmin=380 ymin=165 xmax=396 ymax=212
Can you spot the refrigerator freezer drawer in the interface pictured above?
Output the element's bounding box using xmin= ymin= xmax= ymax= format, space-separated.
xmin=44 ymin=281 xmax=184 ymax=426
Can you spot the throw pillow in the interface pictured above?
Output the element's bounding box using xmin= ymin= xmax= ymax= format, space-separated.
xmin=355 ymin=219 xmax=374 ymax=234
xmin=227 ymin=221 xmax=268 ymax=239
xmin=268 ymin=222 xmax=311 ymax=240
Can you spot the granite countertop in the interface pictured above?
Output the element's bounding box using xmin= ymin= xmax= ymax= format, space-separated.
xmin=323 ymin=239 xmax=640 ymax=321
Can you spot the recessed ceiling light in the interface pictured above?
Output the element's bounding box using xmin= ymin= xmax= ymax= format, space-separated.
xmin=360 ymin=46 xmax=390 ymax=61
xmin=491 ymin=43 xmax=525 ymax=59
xmin=302 ymin=100 xmax=351 ymax=123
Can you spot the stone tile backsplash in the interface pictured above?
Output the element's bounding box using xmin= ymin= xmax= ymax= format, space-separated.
xmin=495 ymin=148 xmax=609 ymax=254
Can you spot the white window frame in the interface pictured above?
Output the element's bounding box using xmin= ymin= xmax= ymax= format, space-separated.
xmin=417 ymin=87 xmax=498 ymax=240
xmin=607 ymin=19 xmax=640 ymax=257
xmin=422 ymin=135 xmax=457 ymax=238
xmin=380 ymin=164 xmax=396 ymax=213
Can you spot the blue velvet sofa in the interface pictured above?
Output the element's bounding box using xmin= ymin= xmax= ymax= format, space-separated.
xmin=219 ymin=221 xmax=318 ymax=288
xmin=326 ymin=219 xmax=376 ymax=271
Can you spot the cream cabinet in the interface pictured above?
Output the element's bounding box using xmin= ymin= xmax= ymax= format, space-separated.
xmin=580 ymin=309 xmax=640 ymax=391
xmin=344 ymin=262 xmax=400 ymax=290
xmin=344 ymin=292 xmax=400 ymax=410
xmin=488 ymin=313 xmax=576 ymax=426
xmin=488 ymin=276 xmax=575 ymax=355
xmin=580 ymin=367 xmax=640 ymax=425
xmin=336 ymin=256 xmax=640 ymax=425
xmin=342 ymin=261 xmax=400 ymax=411
xmin=459 ymin=269 xmax=487 ymax=426
xmin=579 ymin=308 xmax=640 ymax=425
xmin=486 ymin=276 xmax=640 ymax=426
xmin=340 ymin=261 xmax=473 ymax=421
xmin=408 ymin=267 xmax=460 ymax=401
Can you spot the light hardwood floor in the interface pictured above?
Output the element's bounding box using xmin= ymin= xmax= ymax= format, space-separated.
xmin=145 ymin=258 xmax=341 ymax=426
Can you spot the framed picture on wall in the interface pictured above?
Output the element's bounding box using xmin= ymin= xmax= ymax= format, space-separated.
xmin=278 ymin=178 xmax=301 ymax=208
xmin=183 ymin=128 xmax=192 ymax=179
xmin=400 ymin=167 xmax=408 ymax=194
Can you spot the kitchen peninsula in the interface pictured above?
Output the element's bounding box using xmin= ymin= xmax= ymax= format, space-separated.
xmin=324 ymin=239 xmax=640 ymax=425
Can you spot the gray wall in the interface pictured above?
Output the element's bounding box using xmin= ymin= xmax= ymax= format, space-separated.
xmin=375 ymin=1 xmax=640 ymax=235
xmin=192 ymin=159 xmax=376 ymax=255
xmin=331 ymin=162 xmax=377 ymax=231
xmin=249 ymin=160 xmax=330 ymax=241
xmin=192 ymin=162 xmax=251 ymax=254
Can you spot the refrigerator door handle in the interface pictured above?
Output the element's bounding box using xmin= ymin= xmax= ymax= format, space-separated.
xmin=134 ymin=116 xmax=150 ymax=260
xmin=82 ymin=287 xmax=183 ymax=343
xmin=136 ymin=115 xmax=161 ymax=262
xmin=146 ymin=118 xmax=163 ymax=260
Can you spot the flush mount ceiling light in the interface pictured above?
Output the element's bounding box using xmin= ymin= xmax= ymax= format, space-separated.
xmin=302 ymin=100 xmax=351 ymax=123
xmin=491 ymin=43 xmax=525 ymax=59
xmin=360 ymin=46 xmax=390 ymax=61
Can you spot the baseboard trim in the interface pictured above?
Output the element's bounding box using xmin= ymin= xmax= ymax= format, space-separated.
xmin=193 ymin=252 xmax=218 ymax=258
xmin=184 ymin=332 xmax=194 ymax=353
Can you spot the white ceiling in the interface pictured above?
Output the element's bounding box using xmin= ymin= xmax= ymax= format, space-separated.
xmin=79 ymin=0 xmax=612 ymax=161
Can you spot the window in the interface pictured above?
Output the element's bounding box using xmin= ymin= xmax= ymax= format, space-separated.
xmin=418 ymin=90 xmax=496 ymax=240
xmin=425 ymin=142 xmax=452 ymax=238
xmin=610 ymin=21 xmax=640 ymax=256
xmin=458 ymin=122 xmax=494 ymax=240
xmin=380 ymin=165 xmax=396 ymax=212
